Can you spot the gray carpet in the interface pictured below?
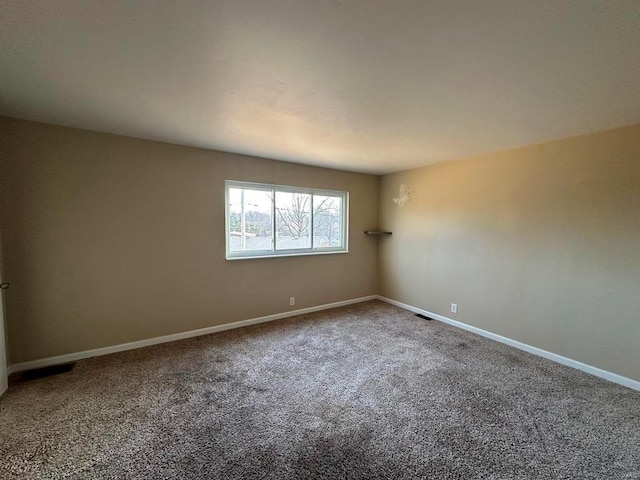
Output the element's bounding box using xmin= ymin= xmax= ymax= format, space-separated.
xmin=1 ymin=300 xmax=638 ymax=479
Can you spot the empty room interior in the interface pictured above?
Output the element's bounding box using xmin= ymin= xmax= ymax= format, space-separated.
xmin=0 ymin=1 xmax=639 ymax=479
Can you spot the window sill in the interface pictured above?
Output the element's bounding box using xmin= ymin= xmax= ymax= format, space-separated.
xmin=226 ymin=250 xmax=349 ymax=261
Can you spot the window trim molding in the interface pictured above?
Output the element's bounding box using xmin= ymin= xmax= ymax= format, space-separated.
xmin=225 ymin=180 xmax=349 ymax=260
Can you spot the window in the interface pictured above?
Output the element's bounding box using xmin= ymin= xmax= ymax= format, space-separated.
xmin=225 ymin=181 xmax=348 ymax=259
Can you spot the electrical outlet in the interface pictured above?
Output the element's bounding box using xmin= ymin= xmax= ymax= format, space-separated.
xmin=290 ymin=297 xmax=296 ymax=306
xmin=450 ymin=303 xmax=458 ymax=314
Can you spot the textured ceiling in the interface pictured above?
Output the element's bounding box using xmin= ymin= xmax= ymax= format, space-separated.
xmin=1 ymin=1 xmax=639 ymax=174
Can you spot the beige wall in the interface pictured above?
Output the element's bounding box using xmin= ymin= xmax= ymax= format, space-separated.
xmin=0 ymin=117 xmax=379 ymax=364
xmin=2 ymin=115 xmax=638 ymax=382
xmin=379 ymin=124 xmax=640 ymax=381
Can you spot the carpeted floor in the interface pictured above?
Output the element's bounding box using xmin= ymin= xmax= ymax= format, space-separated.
xmin=1 ymin=300 xmax=638 ymax=479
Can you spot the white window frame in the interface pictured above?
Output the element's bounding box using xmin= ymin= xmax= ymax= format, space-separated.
xmin=225 ymin=180 xmax=349 ymax=260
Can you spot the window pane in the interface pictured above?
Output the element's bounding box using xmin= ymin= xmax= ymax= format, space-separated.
xmin=275 ymin=191 xmax=311 ymax=250
xmin=226 ymin=181 xmax=347 ymax=259
xmin=313 ymin=195 xmax=343 ymax=249
xmin=228 ymin=187 xmax=274 ymax=252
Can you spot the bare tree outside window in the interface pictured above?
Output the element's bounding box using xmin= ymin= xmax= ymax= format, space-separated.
xmin=276 ymin=192 xmax=311 ymax=240
xmin=313 ymin=195 xmax=342 ymax=248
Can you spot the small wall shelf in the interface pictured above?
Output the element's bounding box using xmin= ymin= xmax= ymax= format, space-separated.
xmin=364 ymin=230 xmax=392 ymax=236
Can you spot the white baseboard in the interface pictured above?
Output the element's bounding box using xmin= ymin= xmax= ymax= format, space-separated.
xmin=7 ymin=295 xmax=377 ymax=375
xmin=377 ymin=295 xmax=640 ymax=392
